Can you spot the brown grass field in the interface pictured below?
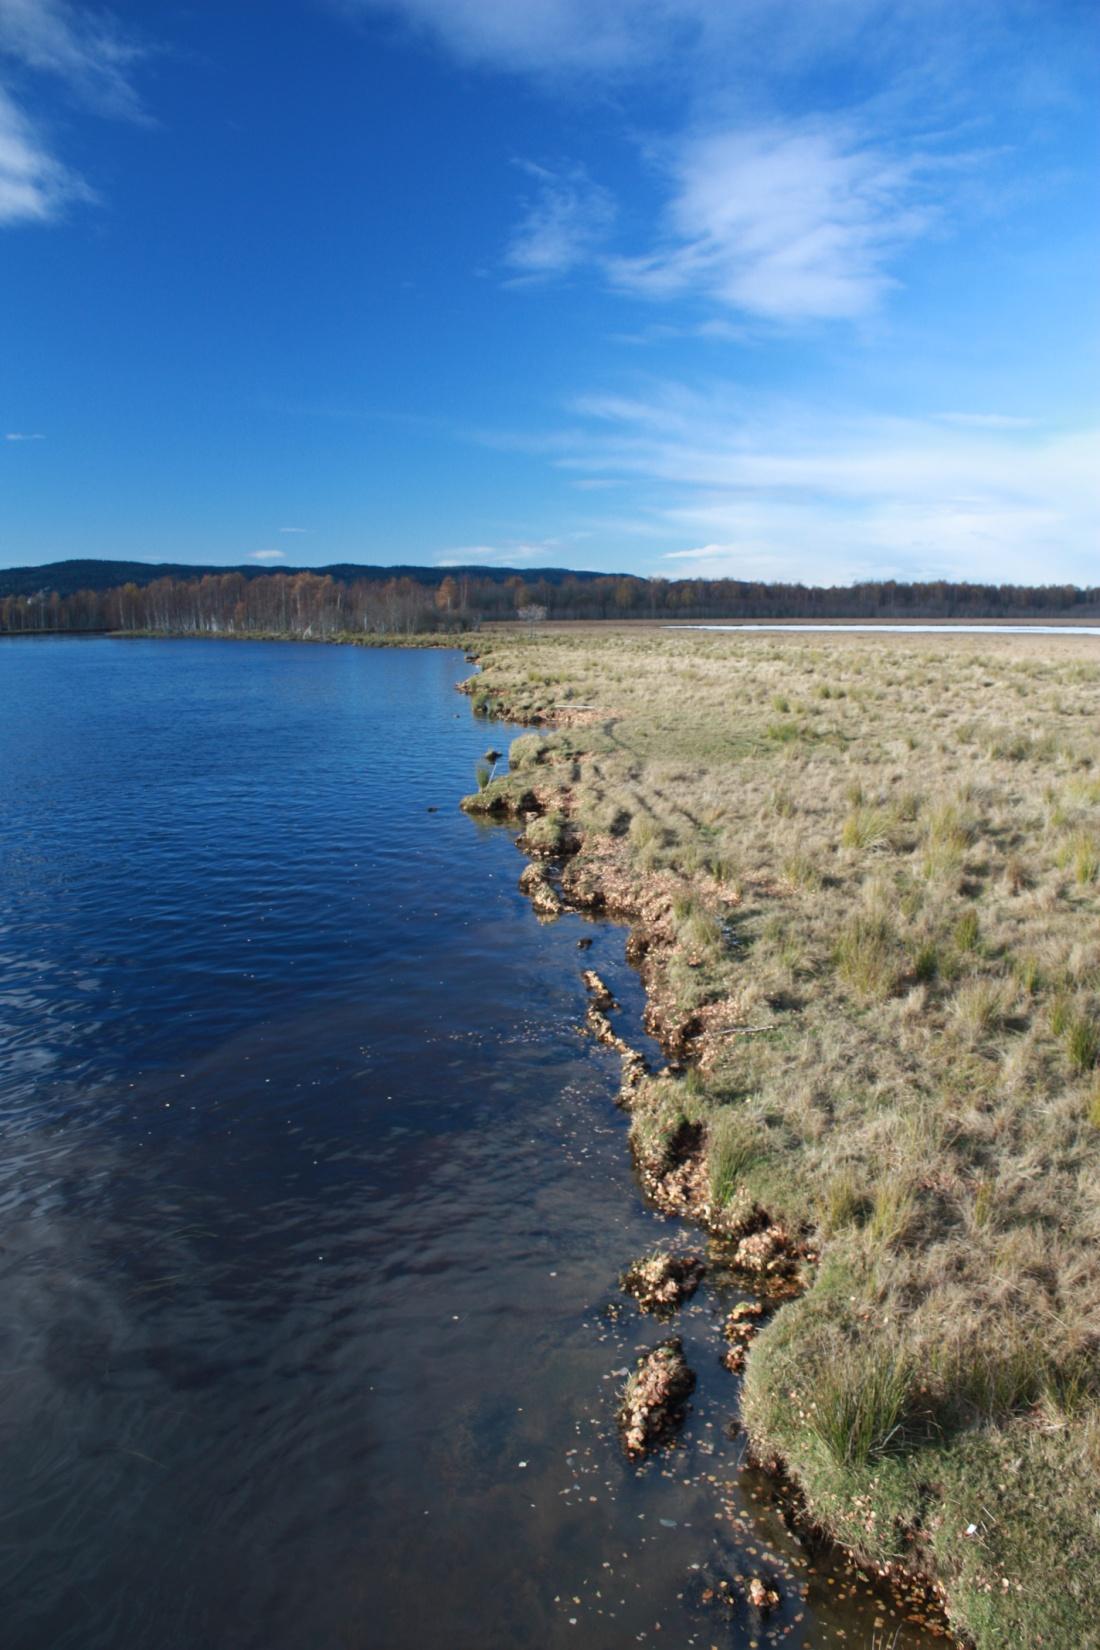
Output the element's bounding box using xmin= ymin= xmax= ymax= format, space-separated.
xmin=463 ymin=622 xmax=1100 ymax=1650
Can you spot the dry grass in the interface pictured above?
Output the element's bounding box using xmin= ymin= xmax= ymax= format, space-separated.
xmin=467 ymin=624 xmax=1100 ymax=1650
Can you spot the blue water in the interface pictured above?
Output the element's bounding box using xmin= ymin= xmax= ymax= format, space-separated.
xmin=0 ymin=637 xmax=944 ymax=1650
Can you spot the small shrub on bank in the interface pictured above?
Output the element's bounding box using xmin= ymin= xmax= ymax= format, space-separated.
xmin=679 ymin=904 xmax=723 ymax=957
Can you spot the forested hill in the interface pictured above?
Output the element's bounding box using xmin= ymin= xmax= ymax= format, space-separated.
xmin=1 ymin=558 xmax=1098 ymax=635
xmin=0 ymin=559 xmax=602 ymax=600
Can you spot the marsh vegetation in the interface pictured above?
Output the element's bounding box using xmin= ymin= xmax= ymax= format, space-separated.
xmin=467 ymin=625 xmax=1100 ymax=1650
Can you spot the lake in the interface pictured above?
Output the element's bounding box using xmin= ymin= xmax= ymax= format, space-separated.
xmin=0 ymin=637 xmax=944 ymax=1649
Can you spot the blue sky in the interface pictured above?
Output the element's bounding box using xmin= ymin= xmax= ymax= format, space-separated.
xmin=1 ymin=0 xmax=1097 ymax=583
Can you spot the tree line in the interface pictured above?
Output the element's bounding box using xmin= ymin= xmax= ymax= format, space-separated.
xmin=2 ymin=567 xmax=1097 ymax=636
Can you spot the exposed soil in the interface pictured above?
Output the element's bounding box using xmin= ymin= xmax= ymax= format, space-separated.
xmin=620 ymin=1250 xmax=706 ymax=1315
xmin=619 ymin=1337 xmax=696 ymax=1458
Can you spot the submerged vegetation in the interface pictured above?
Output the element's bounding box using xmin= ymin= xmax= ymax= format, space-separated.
xmin=464 ymin=625 xmax=1100 ymax=1650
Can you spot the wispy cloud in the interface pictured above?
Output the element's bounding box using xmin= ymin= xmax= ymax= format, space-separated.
xmin=346 ymin=0 xmax=1092 ymax=110
xmin=343 ymin=0 xmax=687 ymax=77
xmin=4 ymin=427 xmax=45 ymax=439
xmin=354 ymin=0 xmax=1076 ymax=328
xmin=605 ymin=122 xmax=940 ymax=323
xmin=500 ymin=117 xmax=987 ymax=324
xmin=0 ymin=0 xmax=147 ymax=227
xmin=437 ymin=534 xmax=587 ymax=565
xmin=0 ymin=0 xmax=146 ymax=116
xmin=0 ymin=84 xmax=89 ymax=222
xmin=248 ymin=548 xmax=287 ymax=563
xmin=936 ymin=411 xmax=1037 ymax=430
xmin=529 ymin=381 xmax=1100 ymax=583
xmin=277 ymin=525 xmax=313 ymax=534
xmin=661 ymin=538 xmax=896 ymax=587
xmin=504 ymin=160 xmax=615 ymax=279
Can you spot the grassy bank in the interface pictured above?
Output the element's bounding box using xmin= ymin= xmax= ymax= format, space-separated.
xmin=464 ymin=625 xmax=1100 ymax=1649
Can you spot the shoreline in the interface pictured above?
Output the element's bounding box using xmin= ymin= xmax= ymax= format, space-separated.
xmin=21 ymin=625 xmax=1096 ymax=1641
xmin=458 ymin=655 xmax=964 ymax=1643
xmin=456 ymin=627 xmax=1100 ymax=1650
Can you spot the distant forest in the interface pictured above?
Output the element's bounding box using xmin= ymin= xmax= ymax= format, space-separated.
xmin=1 ymin=560 xmax=1098 ymax=636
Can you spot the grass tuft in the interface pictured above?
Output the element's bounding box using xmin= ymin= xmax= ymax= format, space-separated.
xmin=807 ymin=1349 xmax=915 ymax=1468
xmin=706 ymin=1109 xmax=763 ymax=1209
xmin=1065 ymin=1013 xmax=1099 ymax=1074
xmin=834 ymin=913 xmax=899 ymax=1000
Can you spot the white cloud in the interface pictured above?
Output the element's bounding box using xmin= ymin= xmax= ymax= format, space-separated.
xmin=661 ymin=539 xmax=897 ymax=586
xmin=0 ymin=0 xmax=146 ymax=227
xmin=0 ymin=0 xmax=146 ymax=117
xmin=343 ymin=0 xmax=689 ymax=76
xmin=4 ymin=427 xmax=44 ymax=438
xmin=343 ymin=0 xmax=1040 ymax=91
xmin=438 ymin=534 xmax=586 ymax=565
xmin=357 ymin=0 xmax=1069 ymax=328
xmin=936 ymin=411 xmax=1037 ymax=429
xmin=0 ymin=84 xmax=89 ymax=222
xmin=248 ymin=548 xmax=287 ymax=562
xmin=540 ymin=382 xmax=1100 ymax=583
xmin=277 ymin=525 xmax=313 ymax=533
xmin=497 ymin=117 xmax=977 ymax=325
xmin=504 ymin=160 xmax=615 ymax=278
xmin=606 ymin=122 xmax=937 ymax=323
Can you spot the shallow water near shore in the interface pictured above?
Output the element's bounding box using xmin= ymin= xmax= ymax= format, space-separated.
xmin=0 ymin=637 xmax=946 ymax=1650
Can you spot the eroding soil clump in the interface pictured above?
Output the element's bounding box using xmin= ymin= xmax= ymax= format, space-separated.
xmin=518 ymin=861 xmax=562 ymax=918
xmin=722 ymin=1301 xmax=766 ymax=1373
xmin=580 ymin=967 xmax=616 ymax=1010
xmin=580 ymin=968 xmax=649 ymax=1101
xmin=727 ymin=1221 xmax=812 ymax=1295
xmin=621 ymin=1250 xmax=705 ymax=1315
xmin=619 ymin=1338 xmax=696 ymax=1458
